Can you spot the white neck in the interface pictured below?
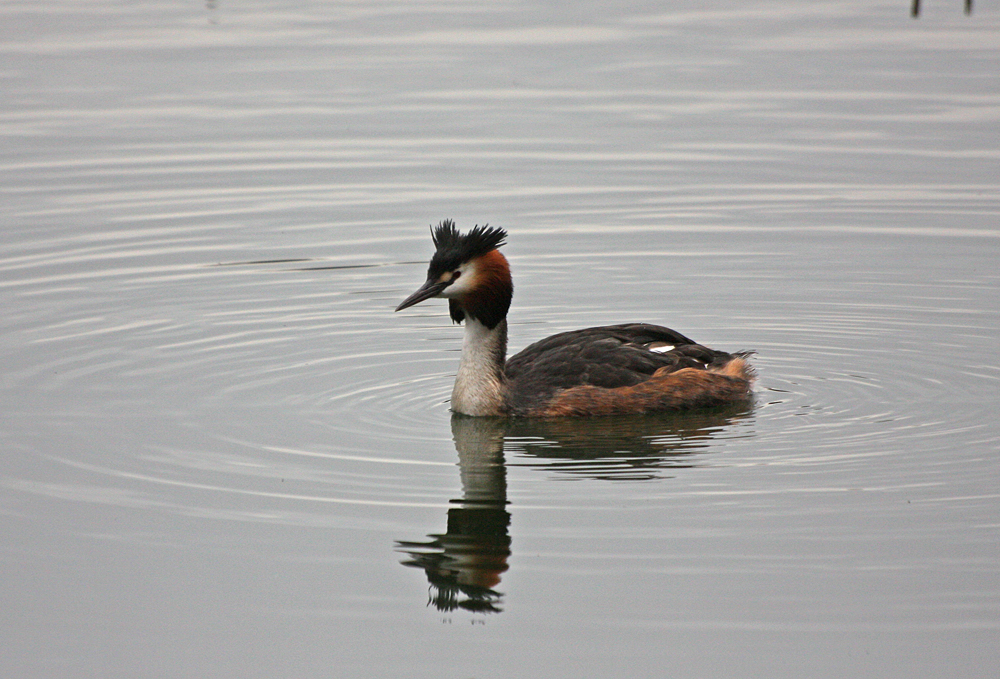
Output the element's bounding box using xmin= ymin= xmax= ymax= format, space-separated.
xmin=451 ymin=318 xmax=508 ymax=416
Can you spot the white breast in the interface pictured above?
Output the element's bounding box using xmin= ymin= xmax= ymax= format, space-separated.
xmin=451 ymin=318 xmax=506 ymax=416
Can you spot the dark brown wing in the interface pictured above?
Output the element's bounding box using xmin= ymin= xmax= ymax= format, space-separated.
xmin=505 ymin=323 xmax=735 ymax=405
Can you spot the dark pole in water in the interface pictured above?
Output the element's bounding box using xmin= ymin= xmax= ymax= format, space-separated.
xmin=912 ymin=0 xmax=974 ymax=16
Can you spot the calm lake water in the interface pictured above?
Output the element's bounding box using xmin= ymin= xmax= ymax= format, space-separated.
xmin=2 ymin=1 xmax=999 ymax=677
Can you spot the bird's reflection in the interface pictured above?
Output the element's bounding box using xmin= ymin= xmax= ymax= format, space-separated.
xmin=395 ymin=415 xmax=511 ymax=613
xmin=396 ymin=404 xmax=753 ymax=613
xmin=506 ymin=405 xmax=753 ymax=481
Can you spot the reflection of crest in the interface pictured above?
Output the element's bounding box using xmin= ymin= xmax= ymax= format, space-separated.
xmin=396 ymin=404 xmax=755 ymax=613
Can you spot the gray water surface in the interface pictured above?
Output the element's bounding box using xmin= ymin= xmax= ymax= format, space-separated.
xmin=2 ymin=1 xmax=999 ymax=677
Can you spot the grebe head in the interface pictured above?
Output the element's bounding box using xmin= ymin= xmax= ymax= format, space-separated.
xmin=395 ymin=219 xmax=512 ymax=329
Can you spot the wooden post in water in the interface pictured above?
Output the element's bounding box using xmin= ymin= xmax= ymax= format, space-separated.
xmin=911 ymin=0 xmax=974 ymax=16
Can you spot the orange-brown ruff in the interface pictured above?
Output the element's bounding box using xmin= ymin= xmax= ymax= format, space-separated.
xmin=396 ymin=220 xmax=754 ymax=417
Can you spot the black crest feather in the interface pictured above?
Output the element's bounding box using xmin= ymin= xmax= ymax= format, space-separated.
xmin=429 ymin=219 xmax=507 ymax=273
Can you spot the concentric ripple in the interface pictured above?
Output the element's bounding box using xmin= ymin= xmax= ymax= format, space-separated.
xmin=4 ymin=188 xmax=999 ymax=511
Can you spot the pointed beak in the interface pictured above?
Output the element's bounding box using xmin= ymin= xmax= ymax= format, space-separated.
xmin=395 ymin=278 xmax=448 ymax=312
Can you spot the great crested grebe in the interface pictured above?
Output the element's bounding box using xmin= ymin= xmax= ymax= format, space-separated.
xmin=396 ymin=220 xmax=754 ymax=417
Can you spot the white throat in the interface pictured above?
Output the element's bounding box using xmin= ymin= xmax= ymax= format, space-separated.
xmin=451 ymin=318 xmax=507 ymax=416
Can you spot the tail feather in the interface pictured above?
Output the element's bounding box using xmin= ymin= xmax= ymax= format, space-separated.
xmin=711 ymin=356 xmax=756 ymax=383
